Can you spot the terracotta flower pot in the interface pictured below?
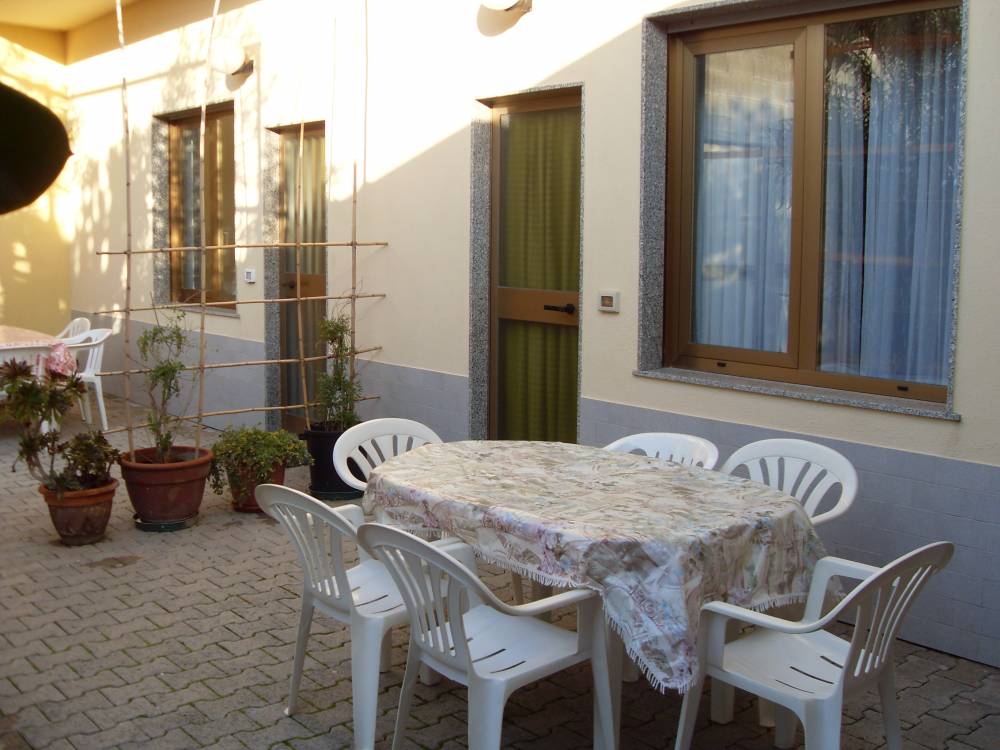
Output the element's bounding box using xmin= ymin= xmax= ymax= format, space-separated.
xmin=120 ymin=447 xmax=212 ymax=529
xmin=40 ymin=480 xmax=117 ymax=546
xmin=228 ymin=463 xmax=285 ymax=513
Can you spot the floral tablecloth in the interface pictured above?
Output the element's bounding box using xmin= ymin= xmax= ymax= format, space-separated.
xmin=0 ymin=325 xmax=76 ymax=376
xmin=363 ymin=440 xmax=826 ymax=693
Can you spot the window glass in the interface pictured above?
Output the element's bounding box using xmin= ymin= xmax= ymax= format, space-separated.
xmin=170 ymin=108 xmax=236 ymax=303
xmin=691 ymin=44 xmax=794 ymax=353
xmin=820 ymin=8 xmax=961 ymax=385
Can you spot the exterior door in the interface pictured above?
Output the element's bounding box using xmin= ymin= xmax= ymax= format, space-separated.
xmin=490 ymin=92 xmax=582 ymax=442
xmin=278 ymin=124 xmax=327 ymax=432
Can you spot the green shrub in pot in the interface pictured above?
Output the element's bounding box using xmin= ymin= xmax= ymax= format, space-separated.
xmin=209 ymin=427 xmax=311 ymax=512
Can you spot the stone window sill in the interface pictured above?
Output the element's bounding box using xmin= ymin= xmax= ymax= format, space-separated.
xmin=633 ymin=367 xmax=960 ymax=421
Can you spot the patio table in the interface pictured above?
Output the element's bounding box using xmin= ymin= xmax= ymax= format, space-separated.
xmin=0 ymin=325 xmax=76 ymax=376
xmin=363 ymin=440 xmax=827 ymax=694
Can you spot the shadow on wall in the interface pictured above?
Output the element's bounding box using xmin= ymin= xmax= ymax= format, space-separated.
xmin=0 ymin=41 xmax=72 ymax=333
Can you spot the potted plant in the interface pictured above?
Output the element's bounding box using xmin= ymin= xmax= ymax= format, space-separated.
xmin=0 ymin=361 xmax=120 ymax=545
xmin=118 ymin=313 xmax=212 ymax=530
xmin=209 ymin=427 xmax=310 ymax=512
xmin=301 ymin=314 xmax=364 ymax=500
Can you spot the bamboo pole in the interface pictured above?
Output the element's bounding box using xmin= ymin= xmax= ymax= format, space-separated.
xmin=101 ymin=394 xmax=381 ymax=435
xmin=98 ymin=346 xmax=382 ymax=378
xmin=115 ymin=1 xmax=135 ymax=455
xmin=95 ymin=240 xmax=388 ymax=256
xmin=91 ymin=292 xmax=384 ymax=317
xmin=194 ymin=0 xmax=223 ymax=451
xmin=350 ymin=163 xmax=358 ymax=380
xmin=293 ymin=121 xmax=311 ymax=427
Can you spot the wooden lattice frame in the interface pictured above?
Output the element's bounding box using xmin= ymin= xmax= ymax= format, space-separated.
xmin=103 ymin=1 xmax=382 ymax=450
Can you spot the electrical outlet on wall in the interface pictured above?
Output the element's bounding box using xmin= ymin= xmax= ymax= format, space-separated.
xmin=243 ymin=268 xmax=256 ymax=284
xmin=598 ymin=291 xmax=620 ymax=313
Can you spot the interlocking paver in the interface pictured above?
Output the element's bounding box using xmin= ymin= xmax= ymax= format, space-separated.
xmin=1 ymin=396 xmax=998 ymax=749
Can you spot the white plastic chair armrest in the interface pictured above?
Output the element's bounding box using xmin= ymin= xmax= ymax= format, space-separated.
xmin=506 ymin=587 xmax=595 ymax=618
xmin=336 ymin=503 xmax=365 ymax=530
xmin=810 ymin=505 xmax=850 ymax=526
xmin=803 ymin=555 xmax=880 ymax=620
xmin=701 ymin=601 xmax=821 ymax=635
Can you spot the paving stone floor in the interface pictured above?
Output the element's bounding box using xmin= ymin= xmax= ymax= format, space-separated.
xmin=1 ymin=396 xmax=998 ymax=749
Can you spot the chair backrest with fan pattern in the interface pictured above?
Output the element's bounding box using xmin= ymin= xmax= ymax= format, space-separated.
xmin=604 ymin=432 xmax=719 ymax=469
xmin=334 ymin=418 xmax=442 ymax=491
xmin=255 ymin=484 xmax=360 ymax=617
xmin=358 ymin=523 xmax=504 ymax=678
xmin=720 ymin=438 xmax=858 ymax=525
xmin=830 ymin=542 xmax=953 ymax=693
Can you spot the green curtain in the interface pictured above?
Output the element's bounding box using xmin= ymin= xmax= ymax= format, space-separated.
xmin=497 ymin=106 xmax=581 ymax=442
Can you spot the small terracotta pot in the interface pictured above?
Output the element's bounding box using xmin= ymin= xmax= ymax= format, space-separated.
xmin=228 ymin=464 xmax=285 ymax=513
xmin=120 ymin=447 xmax=212 ymax=526
xmin=40 ymin=480 xmax=117 ymax=546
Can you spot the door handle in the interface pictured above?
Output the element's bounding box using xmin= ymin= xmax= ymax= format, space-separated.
xmin=543 ymin=303 xmax=576 ymax=315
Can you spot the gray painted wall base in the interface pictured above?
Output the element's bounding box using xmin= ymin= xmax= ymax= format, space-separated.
xmin=356 ymin=360 xmax=469 ymax=443
xmin=75 ymin=311 xmax=266 ymax=432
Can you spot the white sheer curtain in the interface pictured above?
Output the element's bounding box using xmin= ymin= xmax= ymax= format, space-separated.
xmin=692 ymin=45 xmax=793 ymax=353
xmin=821 ymin=10 xmax=960 ymax=385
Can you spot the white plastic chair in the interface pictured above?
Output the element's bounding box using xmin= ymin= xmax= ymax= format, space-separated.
xmin=720 ymin=438 xmax=858 ymax=526
xmin=256 ymin=484 xmax=475 ymax=750
xmin=674 ymin=541 xmax=954 ymax=750
xmin=333 ymin=417 xmax=442 ymax=492
xmin=56 ymin=317 xmax=90 ymax=339
xmin=603 ymin=432 xmax=719 ymax=469
xmin=717 ymin=438 xmax=860 ymax=725
xmin=64 ymin=328 xmax=112 ymax=431
xmin=357 ymin=522 xmax=617 ymax=750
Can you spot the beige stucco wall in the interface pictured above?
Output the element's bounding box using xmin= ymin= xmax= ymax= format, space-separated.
xmin=0 ymin=34 xmax=72 ymax=334
xmin=28 ymin=0 xmax=1000 ymax=465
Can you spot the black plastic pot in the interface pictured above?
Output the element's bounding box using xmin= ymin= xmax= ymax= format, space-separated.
xmin=301 ymin=427 xmax=365 ymax=502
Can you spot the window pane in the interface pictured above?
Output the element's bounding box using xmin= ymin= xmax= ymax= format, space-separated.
xmin=498 ymin=107 xmax=581 ymax=292
xmin=170 ymin=110 xmax=235 ymax=302
xmin=691 ymin=44 xmax=794 ymax=353
xmin=820 ymin=9 xmax=960 ymax=385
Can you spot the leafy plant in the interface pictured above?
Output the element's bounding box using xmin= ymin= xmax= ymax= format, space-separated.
xmin=209 ymin=427 xmax=310 ymax=505
xmin=311 ymin=314 xmax=361 ymax=432
xmin=135 ymin=312 xmax=189 ymax=463
xmin=0 ymin=360 xmax=119 ymax=495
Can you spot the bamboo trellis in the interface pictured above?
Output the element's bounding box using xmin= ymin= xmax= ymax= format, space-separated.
xmin=109 ymin=0 xmax=382 ymax=450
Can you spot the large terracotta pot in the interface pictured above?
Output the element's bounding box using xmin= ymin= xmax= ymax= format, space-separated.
xmin=120 ymin=447 xmax=212 ymax=529
xmin=228 ymin=463 xmax=285 ymax=513
xmin=40 ymin=480 xmax=117 ymax=546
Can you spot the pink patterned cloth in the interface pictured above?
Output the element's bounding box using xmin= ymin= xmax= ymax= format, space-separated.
xmin=0 ymin=325 xmax=77 ymax=376
xmin=364 ymin=440 xmax=826 ymax=693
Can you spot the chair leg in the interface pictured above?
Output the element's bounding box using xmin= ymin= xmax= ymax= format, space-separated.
xmin=759 ymin=698 xmax=776 ymax=726
xmin=674 ymin=672 xmax=706 ymax=750
xmin=350 ymin=621 xmax=385 ymax=750
xmin=802 ymin=701 xmax=842 ymax=750
xmin=590 ymin=614 xmax=618 ymax=750
xmin=391 ymin=647 xmax=421 ymax=750
xmin=879 ymin=667 xmax=902 ymax=750
xmin=710 ymin=679 xmax=734 ymax=724
xmin=78 ymin=393 xmax=91 ymax=424
xmin=285 ymin=599 xmax=314 ymax=716
xmin=622 ymin=656 xmax=641 ymax=683
xmin=773 ymin=704 xmax=798 ymax=749
xmin=467 ymin=680 xmax=507 ymax=750
xmin=510 ymin=573 xmax=525 ymax=605
xmin=92 ymin=378 xmax=108 ymax=431
xmin=379 ymin=630 xmax=392 ymax=672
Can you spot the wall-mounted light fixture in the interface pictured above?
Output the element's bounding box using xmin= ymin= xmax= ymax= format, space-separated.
xmin=210 ymin=39 xmax=254 ymax=77
xmin=481 ymin=0 xmax=531 ymax=13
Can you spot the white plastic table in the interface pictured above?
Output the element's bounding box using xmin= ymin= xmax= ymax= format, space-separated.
xmin=363 ymin=440 xmax=826 ymax=695
xmin=0 ymin=325 xmax=76 ymax=376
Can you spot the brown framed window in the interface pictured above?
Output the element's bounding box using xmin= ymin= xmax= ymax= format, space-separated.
xmin=168 ymin=103 xmax=236 ymax=305
xmin=665 ymin=1 xmax=961 ymax=402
